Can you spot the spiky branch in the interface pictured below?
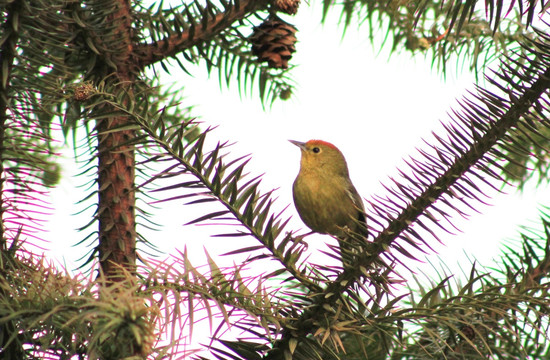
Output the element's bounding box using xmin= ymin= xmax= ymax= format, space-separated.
xmin=0 ymin=1 xmax=19 ymax=250
xmin=135 ymin=0 xmax=268 ymax=69
xmin=321 ymin=0 xmax=542 ymax=75
xmin=0 ymin=5 xmax=25 ymax=359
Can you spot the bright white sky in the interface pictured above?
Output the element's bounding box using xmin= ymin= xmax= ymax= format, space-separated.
xmin=43 ymin=2 xmax=550 ymax=349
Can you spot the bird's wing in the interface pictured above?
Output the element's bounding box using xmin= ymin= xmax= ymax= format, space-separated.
xmin=346 ymin=184 xmax=368 ymax=237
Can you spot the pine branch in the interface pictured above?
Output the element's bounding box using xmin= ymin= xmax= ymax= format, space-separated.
xmin=0 ymin=251 xmax=91 ymax=358
xmin=399 ymin=266 xmax=550 ymax=358
xmin=321 ymin=0 xmax=540 ymax=76
xmin=397 ymin=216 xmax=550 ymax=359
xmin=141 ymin=249 xmax=296 ymax=351
xmin=135 ymin=0 xmax=268 ymax=69
xmin=0 ymin=1 xmax=20 ymax=250
xmin=501 ymin=211 xmax=550 ymax=290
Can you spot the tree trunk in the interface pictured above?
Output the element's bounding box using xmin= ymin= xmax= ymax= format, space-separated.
xmin=97 ymin=115 xmax=136 ymax=280
xmin=96 ymin=0 xmax=137 ymax=281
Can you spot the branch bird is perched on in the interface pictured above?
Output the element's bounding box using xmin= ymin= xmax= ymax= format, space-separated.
xmin=290 ymin=140 xmax=368 ymax=257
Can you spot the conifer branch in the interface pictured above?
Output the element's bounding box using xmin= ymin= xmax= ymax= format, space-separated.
xmin=135 ymin=0 xmax=267 ymax=69
xmin=0 ymin=0 xmax=20 ymax=249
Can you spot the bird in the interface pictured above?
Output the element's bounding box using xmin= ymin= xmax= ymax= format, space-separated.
xmin=290 ymin=139 xmax=367 ymax=257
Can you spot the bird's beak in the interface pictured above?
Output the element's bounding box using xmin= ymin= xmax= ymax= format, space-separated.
xmin=289 ymin=140 xmax=307 ymax=150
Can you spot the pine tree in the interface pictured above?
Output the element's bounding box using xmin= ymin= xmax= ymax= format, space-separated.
xmin=0 ymin=0 xmax=549 ymax=358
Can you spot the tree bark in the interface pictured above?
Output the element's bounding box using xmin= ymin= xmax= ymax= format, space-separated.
xmin=96 ymin=0 xmax=137 ymax=280
xmin=135 ymin=0 xmax=263 ymax=69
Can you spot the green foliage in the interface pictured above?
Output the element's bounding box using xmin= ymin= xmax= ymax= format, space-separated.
xmin=0 ymin=248 xmax=168 ymax=359
xmin=498 ymin=118 xmax=550 ymax=189
xmin=0 ymin=0 xmax=70 ymax=247
xmin=321 ymin=0 xmax=540 ymax=77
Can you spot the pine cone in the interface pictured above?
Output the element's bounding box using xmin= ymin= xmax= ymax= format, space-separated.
xmin=250 ymin=18 xmax=297 ymax=69
xmin=274 ymin=0 xmax=300 ymax=15
xmin=73 ymin=82 xmax=96 ymax=101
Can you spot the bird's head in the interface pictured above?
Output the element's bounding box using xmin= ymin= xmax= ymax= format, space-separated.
xmin=289 ymin=139 xmax=350 ymax=176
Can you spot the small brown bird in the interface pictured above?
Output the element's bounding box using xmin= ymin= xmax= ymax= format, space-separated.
xmin=290 ymin=140 xmax=367 ymax=246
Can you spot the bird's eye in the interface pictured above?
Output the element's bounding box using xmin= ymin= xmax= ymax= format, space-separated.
xmin=312 ymin=147 xmax=320 ymax=153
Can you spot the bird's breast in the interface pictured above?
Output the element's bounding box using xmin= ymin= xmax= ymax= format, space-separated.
xmin=293 ymin=173 xmax=357 ymax=236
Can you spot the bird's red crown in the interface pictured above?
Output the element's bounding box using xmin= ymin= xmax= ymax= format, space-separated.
xmin=306 ymin=139 xmax=339 ymax=151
